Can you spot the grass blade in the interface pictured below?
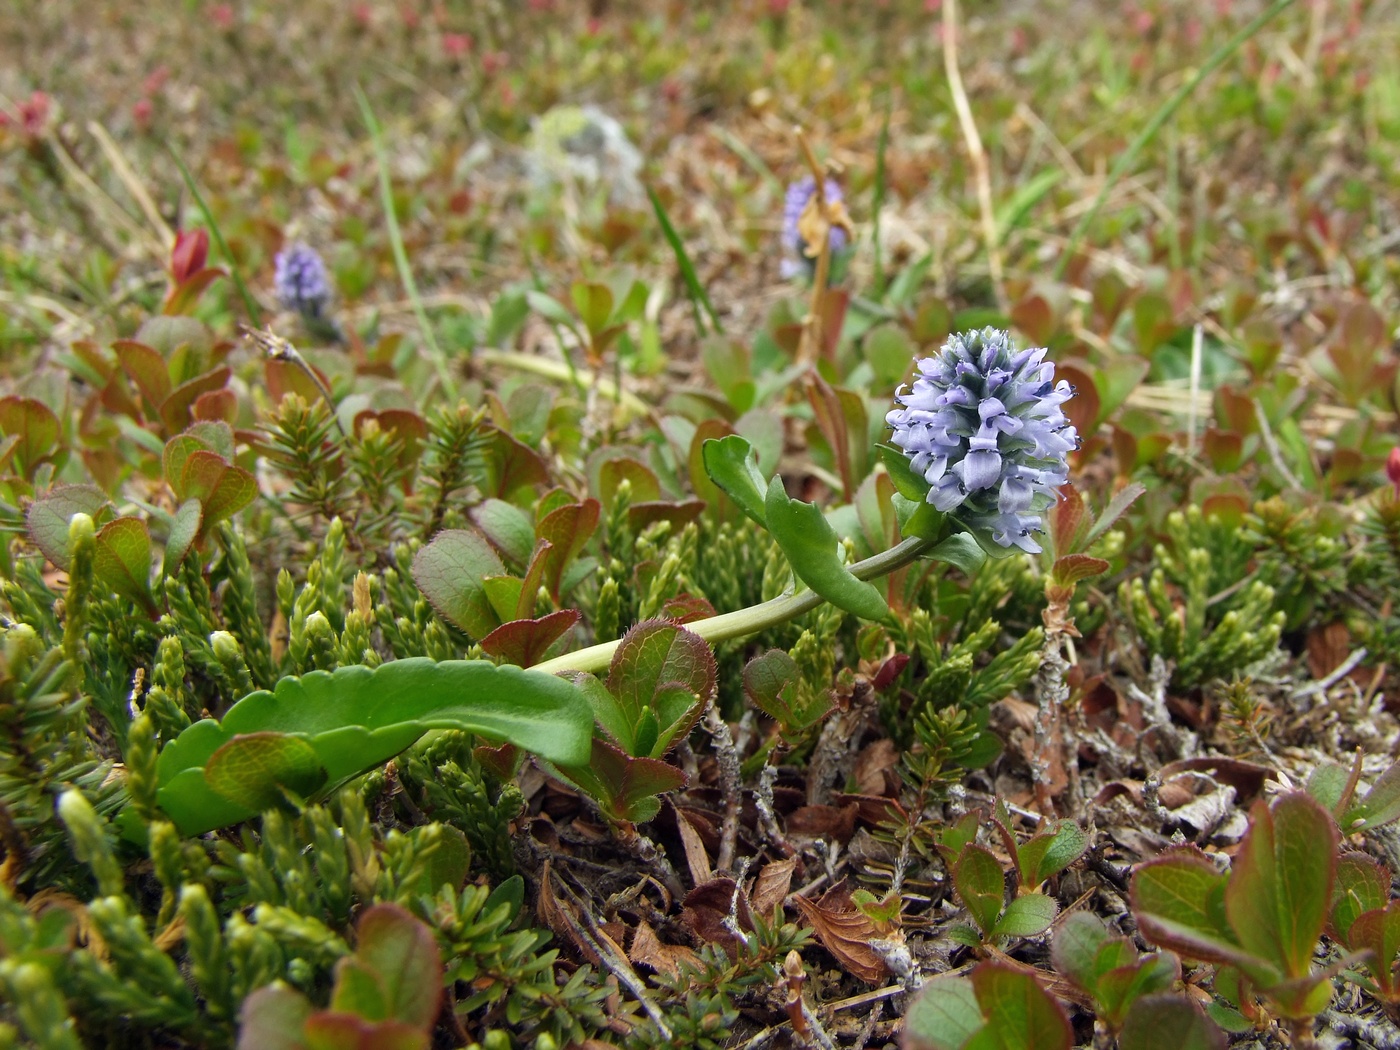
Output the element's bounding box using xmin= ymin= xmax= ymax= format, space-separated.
xmin=647 ymin=185 xmax=722 ymax=336
xmin=872 ymin=91 xmax=893 ymax=296
xmin=1054 ymin=0 xmax=1298 ymax=280
xmin=354 ymin=85 xmax=458 ymax=401
xmin=169 ymin=150 xmax=263 ymax=326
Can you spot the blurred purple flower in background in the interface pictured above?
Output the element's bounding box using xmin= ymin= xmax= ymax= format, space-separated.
xmin=274 ymin=242 xmax=331 ymax=318
xmin=781 ymin=175 xmax=848 ymax=279
xmin=886 ymin=328 xmax=1077 ymax=553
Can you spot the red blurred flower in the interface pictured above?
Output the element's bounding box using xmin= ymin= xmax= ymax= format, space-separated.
xmin=211 ymin=3 xmax=234 ymax=30
xmin=1387 ymin=447 xmax=1400 ymax=496
xmin=143 ymin=66 xmax=171 ymax=97
xmin=133 ymin=98 xmax=154 ymax=130
xmin=19 ymin=92 xmax=51 ymax=137
xmin=443 ymin=32 xmax=472 ymax=58
xmin=171 ymin=228 xmax=210 ymax=285
xmin=352 ymin=3 xmax=373 ymax=28
xmin=482 ymin=50 xmax=508 ymax=76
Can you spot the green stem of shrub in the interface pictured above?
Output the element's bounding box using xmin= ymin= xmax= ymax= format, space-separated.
xmin=534 ymin=533 xmax=938 ymax=676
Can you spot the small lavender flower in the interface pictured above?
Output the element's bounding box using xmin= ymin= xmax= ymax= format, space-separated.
xmin=886 ymin=328 xmax=1078 ymax=553
xmin=781 ymin=175 xmax=849 ymax=279
xmin=273 ymin=242 xmax=331 ymax=318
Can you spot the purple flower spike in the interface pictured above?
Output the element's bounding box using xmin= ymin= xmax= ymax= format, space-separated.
xmin=274 ymin=242 xmax=331 ymax=318
xmin=780 ymin=175 xmax=849 ymax=279
xmin=886 ymin=328 xmax=1077 ymax=554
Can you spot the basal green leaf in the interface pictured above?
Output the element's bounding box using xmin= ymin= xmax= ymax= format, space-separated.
xmin=1346 ymin=904 xmax=1400 ymax=995
xmin=991 ymin=893 xmax=1058 ymax=939
xmin=954 ymin=844 xmax=1006 ymax=936
xmin=155 ymin=660 xmax=592 ymax=834
xmin=552 ymin=738 xmax=687 ymax=825
xmin=1095 ymin=954 xmax=1180 ymax=1026
xmin=203 ymin=732 xmax=327 ymax=812
xmin=411 ymin=530 xmax=506 ymax=639
xmin=328 ymin=957 xmax=388 ymax=1022
xmin=1225 ymin=793 xmax=1337 ymax=980
xmin=764 ymin=477 xmax=889 ymax=622
xmin=571 ymin=280 xmax=614 ymax=337
xmin=1119 ymin=995 xmax=1226 ymax=1050
xmin=701 ymin=435 xmax=769 ymax=527
xmin=969 ymin=961 xmax=1072 ymax=1050
xmin=535 ymin=498 xmax=599 ymax=601
xmin=903 ymin=974 xmax=984 ymax=1050
xmin=1305 ymin=761 xmax=1351 ymax=817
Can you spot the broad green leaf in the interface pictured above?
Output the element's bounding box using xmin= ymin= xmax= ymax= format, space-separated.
xmin=1050 ymin=911 xmax=1113 ymax=992
xmin=411 ymin=530 xmax=506 ymax=639
xmin=1344 ymin=762 xmax=1400 ymax=832
xmin=160 ymin=366 xmax=231 ymax=435
xmin=25 ymin=484 xmax=108 ymax=569
xmin=486 ymin=290 xmax=530 ymax=347
xmin=1095 ymin=954 xmax=1179 ymax=1026
xmin=302 ymin=1014 xmax=426 ymax=1050
xmin=535 ymin=499 xmax=599 ymax=601
xmin=954 ymin=844 xmax=1006 ymax=936
xmin=1347 ymin=904 xmax=1400 ymax=994
xmin=349 ymin=904 xmax=442 ymax=1028
xmin=163 ymin=434 xmax=207 ymax=498
xmin=113 ymin=340 xmax=173 ymax=411
xmin=180 ymin=451 xmax=257 ymax=526
xmin=480 ymin=574 xmax=523 ymax=625
xmin=1331 ymin=853 xmax=1389 ymax=942
xmin=606 ymin=620 xmax=716 ymax=757
xmin=203 ymin=732 xmax=328 ymax=811
xmin=470 ymin=501 xmax=534 ymax=568
xmin=1225 ymin=793 xmax=1337 ymax=979
xmin=597 ymin=458 xmax=661 ymax=510
xmin=1131 ymin=849 xmax=1259 ymax=973
xmin=236 ymin=983 xmax=314 ymax=1050
xmin=0 ymin=395 xmax=61 ymax=476
xmin=903 ymin=974 xmax=984 ymax=1050
xmin=163 ymin=497 xmax=203 ymax=577
xmin=553 ymin=738 xmax=687 ymax=825
xmin=701 ymin=435 xmax=769 ymax=527
xmin=765 ymin=477 xmax=889 ymax=622
xmin=1119 ymin=995 xmax=1226 ymax=1050
xmin=1017 ymin=821 xmax=1090 ymax=887
xmin=991 ymin=893 xmax=1058 ymax=939
xmin=93 ymin=516 xmax=157 ymax=613
xmin=929 ymin=533 xmax=986 ymax=576
xmin=862 ymin=323 xmax=915 ymax=388
xmin=571 ymin=281 xmax=614 ymax=337
xmin=328 ymin=958 xmax=387 ymax=1022
xmin=969 ymin=961 xmax=1072 ymax=1050
xmin=524 ymin=290 xmax=579 ymax=332
xmin=1306 ymin=761 xmax=1352 ymax=817
xmin=877 ymin=444 xmax=930 ymax=502
xmin=154 ymin=659 xmax=592 ymax=835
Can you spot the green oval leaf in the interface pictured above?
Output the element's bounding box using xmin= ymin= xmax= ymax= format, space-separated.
xmin=764 ymin=477 xmax=888 ymax=622
xmin=94 ymin=516 xmax=156 ymax=613
xmin=953 ymin=844 xmax=1006 ymax=936
xmin=991 ymin=893 xmax=1058 ymax=939
xmin=411 ymin=530 xmax=506 ymax=639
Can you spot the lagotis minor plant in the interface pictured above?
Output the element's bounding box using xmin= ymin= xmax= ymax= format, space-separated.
xmin=781 ymin=174 xmax=848 ymax=279
xmin=273 ymin=242 xmax=332 ymax=319
xmin=885 ymin=328 xmax=1077 ymax=553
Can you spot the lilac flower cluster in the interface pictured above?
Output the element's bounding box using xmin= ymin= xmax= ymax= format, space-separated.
xmin=781 ymin=175 xmax=848 ymax=279
xmin=886 ymin=328 xmax=1077 ymax=553
xmin=273 ymin=242 xmax=331 ymax=318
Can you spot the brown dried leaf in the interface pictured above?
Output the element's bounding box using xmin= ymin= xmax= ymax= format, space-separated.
xmin=792 ymin=885 xmax=889 ymax=985
xmin=629 ymin=920 xmax=701 ymax=979
xmin=1158 ymin=757 xmax=1273 ymax=805
xmin=535 ymin=861 xmax=600 ymax=965
xmin=785 ymin=804 xmax=858 ymax=844
xmin=682 ymin=878 xmax=754 ymax=956
xmin=750 ymin=858 xmax=797 ymax=917
xmin=854 ymin=738 xmax=900 ymax=796
xmin=675 ymin=808 xmax=713 ymax=887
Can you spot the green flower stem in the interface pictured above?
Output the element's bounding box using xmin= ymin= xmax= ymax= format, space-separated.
xmin=534 ymin=533 xmax=938 ymax=676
